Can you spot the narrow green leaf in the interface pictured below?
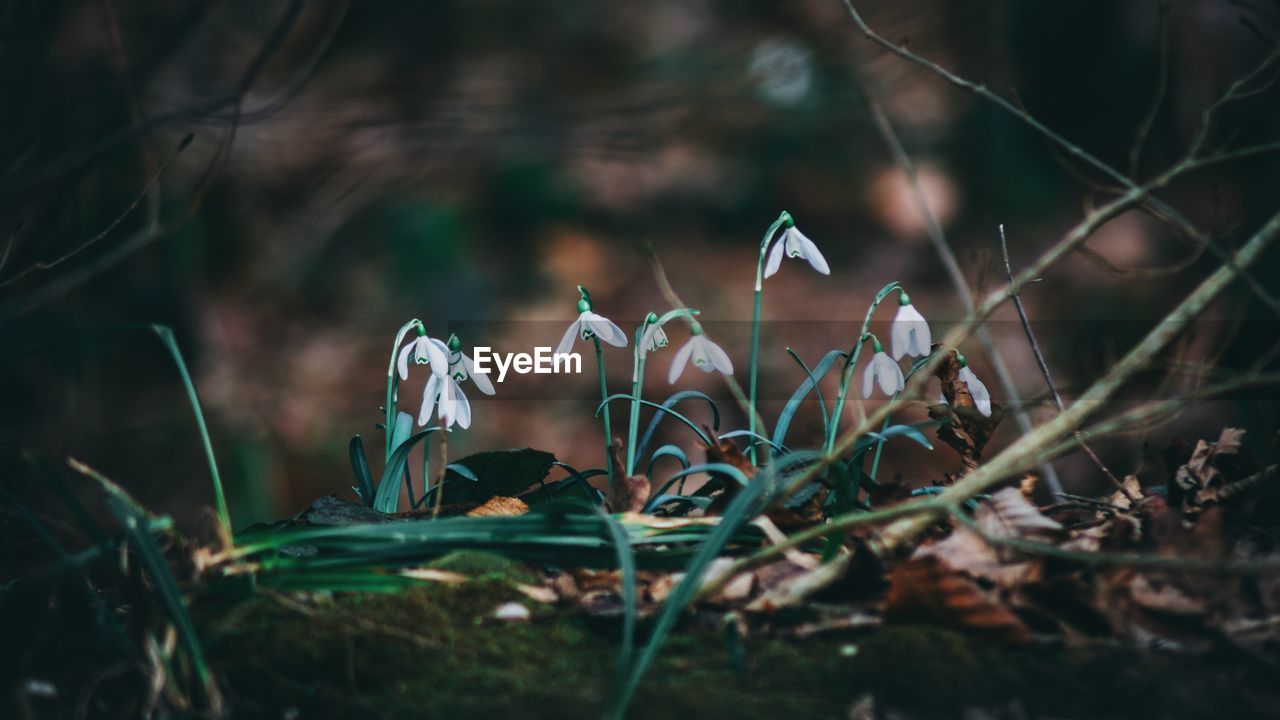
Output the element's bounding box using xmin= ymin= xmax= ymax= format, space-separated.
xmin=349 ymin=435 xmax=375 ymax=507
xmin=373 ymin=427 xmax=440 ymax=513
xmin=773 ymin=349 xmax=844 ymax=451
xmin=631 ymin=390 xmax=720 ymax=460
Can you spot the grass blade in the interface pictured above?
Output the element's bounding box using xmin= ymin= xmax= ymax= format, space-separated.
xmin=349 ymin=435 xmax=375 ymax=507
xmin=69 ymin=458 xmax=223 ymax=716
xmin=151 ymin=324 xmax=230 ymax=544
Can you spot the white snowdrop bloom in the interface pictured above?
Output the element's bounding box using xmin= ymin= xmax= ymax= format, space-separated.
xmin=640 ymin=322 xmax=669 ymax=353
xmin=763 ymin=223 xmax=830 ymax=279
xmin=668 ymin=332 xmax=734 ymax=384
xmin=555 ymin=294 xmax=628 ymax=356
xmin=958 ymin=364 xmax=992 ymax=417
xmin=445 ymin=335 xmax=496 ymax=396
xmin=862 ymin=340 xmax=905 ymax=398
xmin=397 ymin=333 xmax=449 ymax=381
xmin=890 ymin=292 xmax=931 ymax=360
xmin=418 ymin=373 xmax=471 ymax=429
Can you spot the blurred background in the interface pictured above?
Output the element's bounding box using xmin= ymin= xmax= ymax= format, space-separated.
xmin=2 ymin=0 xmax=1279 ymax=533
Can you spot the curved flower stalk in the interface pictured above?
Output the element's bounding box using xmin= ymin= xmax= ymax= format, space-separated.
xmin=862 ymin=334 xmax=905 ymax=398
xmin=384 ymin=319 xmax=449 ymax=459
xmin=890 ymin=292 xmax=932 ymax=360
xmin=956 ymin=352 xmax=992 ymax=417
xmin=559 ymin=286 xmax=628 ymax=490
xmin=749 ymin=211 xmax=829 ymax=463
xmin=825 ymin=281 xmax=902 ymax=453
xmin=625 ymin=308 xmax=699 ymax=474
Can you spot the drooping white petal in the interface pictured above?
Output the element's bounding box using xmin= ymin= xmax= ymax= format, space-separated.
xmin=667 ymin=337 xmax=697 ymax=384
xmin=702 ymin=336 xmax=734 ymax=375
xmin=462 ymin=353 xmax=496 ymax=395
xmin=690 ymin=336 xmax=713 ymax=370
xmin=877 ymin=353 xmax=905 ymax=395
xmin=418 ymin=374 xmax=443 ymax=426
xmin=890 ymin=303 xmax=931 ymax=360
xmin=959 ymin=366 xmax=992 ymax=417
xmin=793 ymin=229 xmax=830 ymax=274
xmin=583 ymin=312 xmax=628 ymax=347
xmin=397 ymin=341 xmax=416 ymax=381
xmin=556 ymin=318 xmax=583 ymax=356
xmin=763 ymin=235 xmax=787 ymax=278
xmin=863 ymin=352 xmax=904 ymax=398
xmin=640 ymin=324 xmax=669 ymax=353
xmin=440 ymin=378 xmax=471 ymax=429
xmin=426 ymin=337 xmax=450 ymax=378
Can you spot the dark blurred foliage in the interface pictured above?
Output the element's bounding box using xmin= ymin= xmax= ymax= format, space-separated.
xmin=2 ymin=0 xmax=1278 ymax=531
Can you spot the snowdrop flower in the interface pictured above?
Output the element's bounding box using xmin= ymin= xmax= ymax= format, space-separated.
xmin=763 ymin=215 xmax=830 ymax=279
xmin=555 ymin=286 xmax=628 ymax=356
xmin=862 ymin=335 xmax=904 ymax=398
xmin=419 ymin=373 xmax=469 ymax=429
xmin=640 ymin=318 xmax=669 ymax=353
xmin=956 ymin=354 xmax=992 ymax=417
xmin=890 ymin=291 xmax=931 ymax=360
xmin=445 ymin=334 xmax=496 ymax=397
xmin=419 ymin=336 xmax=498 ymax=429
xmin=397 ymin=330 xmax=449 ymax=381
xmin=668 ymin=327 xmax=734 ymax=384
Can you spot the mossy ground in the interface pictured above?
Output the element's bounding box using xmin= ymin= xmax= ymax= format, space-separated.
xmin=197 ymin=553 xmax=1278 ymax=719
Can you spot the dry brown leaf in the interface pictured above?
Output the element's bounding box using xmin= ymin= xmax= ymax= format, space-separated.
xmin=605 ymin=439 xmax=651 ymax=513
xmin=977 ymin=488 xmax=1063 ymax=544
xmin=913 ymin=527 xmax=1032 ymax=590
xmin=747 ymin=552 xmax=852 ymax=612
xmin=885 ymin=556 xmax=1031 ymax=643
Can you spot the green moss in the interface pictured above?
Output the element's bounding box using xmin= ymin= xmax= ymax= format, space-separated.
xmin=426 ymin=549 xmax=542 ymax=585
xmin=202 ymin=590 xmax=1277 ymax=720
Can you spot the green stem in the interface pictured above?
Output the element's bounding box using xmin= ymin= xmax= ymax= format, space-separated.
xmin=385 ymin=319 xmax=424 ymax=460
xmin=826 ymin=282 xmax=901 ymax=454
xmin=749 ymin=212 xmax=791 ymax=466
xmin=868 ymin=392 xmax=898 ymax=483
xmin=626 ymin=352 xmax=647 ymax=476
xmin=595 ymin=337 xmax=615 ymax=490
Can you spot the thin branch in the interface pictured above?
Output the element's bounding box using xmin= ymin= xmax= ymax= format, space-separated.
xmin=839 ymin=0 xmax=1280 ymax=317
xmin=861 ymin=90 xmax=1062 ymax=493
xmin=0 ymin=135 xmax=191 ymax=289
xmin=998 ymin=224 xmax=1134 ymax=503
xmin=1129 ymin=1 xmax=1173 ymax=177
xmin=949 ymin=508 xmax=1280 ymax=575
xmin=643 ymin=242 xmax=765 ymax=439
xmin=878 ymin=209 xmax=1280 ymax=554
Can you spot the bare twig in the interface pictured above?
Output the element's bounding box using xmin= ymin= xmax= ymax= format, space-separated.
xmin=643 ymin=242 xmax=764 ymax=439
xmin=0 ymin=135 xmax=190 ymax=289
xmin=949 ymin=508 xmax=1280 ymax=575
xmin=877 ymin=209 xmax=1280 ymax=554
xmin=1129 ymin=1 xmax=1173 ymax=177
xmin=839 ymin=0 xmax=1280 ymax=317
xmin=998 ymin=224 xmax=1133 ymax=502
xmin=862 ymin=91 xmax=1062 ymax=493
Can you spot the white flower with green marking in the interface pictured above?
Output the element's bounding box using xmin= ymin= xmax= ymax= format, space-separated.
xmin=890 ymin=292 xmax=931 ymax=360
xmin=556 ymin=287 xmax=627 ymax=356
xmin=763 ymin=220 xmax=830 ymax=279
xmin=668 ymin=331 xmax=734 ymax=383
xmin=862 ymin=336 xmax=904 ymax=398
xmin=397 ymin=332 xmax=449 ymax=382
xmin=957 ymin=358 xmax=992 ymax=417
